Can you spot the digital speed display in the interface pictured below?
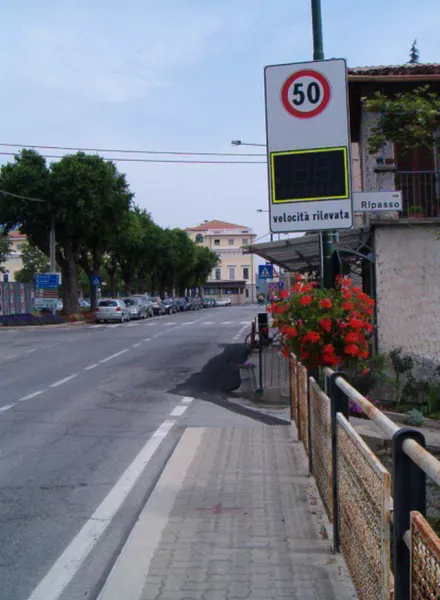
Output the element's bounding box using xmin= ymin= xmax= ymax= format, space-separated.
xmin=270 ymin=147 xmax=349 ymax=204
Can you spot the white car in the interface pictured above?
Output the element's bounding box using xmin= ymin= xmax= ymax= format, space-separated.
xmin=215 ymin=297 xmax=232 ymax=307
xmin=95 ymin=299 xmax=130 ymax=323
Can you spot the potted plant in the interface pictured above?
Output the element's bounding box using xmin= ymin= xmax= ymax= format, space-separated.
xmin=269 ymin=274 xmax=375 ymax=371
xmin=408 ymin=205 xmax=425 ymax=218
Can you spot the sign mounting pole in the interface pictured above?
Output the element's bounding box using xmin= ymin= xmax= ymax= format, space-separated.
xmin=311 ymin=0 xmax=334 ymax=289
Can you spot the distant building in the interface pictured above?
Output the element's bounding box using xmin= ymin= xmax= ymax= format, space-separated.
xmin=4 ymin=231 xmax=27 ymax=280
xmin=185 ymin=220 xmax=256 ymax=304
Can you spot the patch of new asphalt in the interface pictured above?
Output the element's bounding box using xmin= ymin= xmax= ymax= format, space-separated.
xmin=171 ymin=343 xmax=288 ymax=426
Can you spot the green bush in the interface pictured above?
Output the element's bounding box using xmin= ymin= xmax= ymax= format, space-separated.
xmin=404 ymin=408 xmax=425 ymax=427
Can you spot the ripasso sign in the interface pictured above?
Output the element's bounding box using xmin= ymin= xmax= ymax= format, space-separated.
xmin=264 ymin=59 xmax=352 ymax=233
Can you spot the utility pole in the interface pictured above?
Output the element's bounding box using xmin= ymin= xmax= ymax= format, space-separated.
xmin=311 ymin=0 xmax=334 ymax=288
xmin=49 ymin=214 xmax=56 ymax=273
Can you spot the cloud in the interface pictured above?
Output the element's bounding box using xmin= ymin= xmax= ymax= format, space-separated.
xmin=4 ymin=6 xmax=224 ymax=104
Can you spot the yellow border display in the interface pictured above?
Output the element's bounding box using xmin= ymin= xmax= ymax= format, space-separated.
xmin=270 ymin=146 xmax=349 ymax=204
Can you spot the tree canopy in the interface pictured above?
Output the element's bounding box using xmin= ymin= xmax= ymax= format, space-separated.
xmin=364 ymin=86 xmax=440 ymax=154
xmin=15 ymin=242 xmax=50 ymax=283
xmin=0 ymin=149 xmax=218 ymax=313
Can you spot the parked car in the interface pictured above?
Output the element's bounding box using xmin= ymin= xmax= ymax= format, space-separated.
xmin=95 ymin=299 xmax=130 ymax=323
xmin=122 ymin=297 xmax=147 ymax=320
xmin=215 ymin=297 xmax=232 ymax=307
xmin=186 ymin=297 xmax=201 ymax=311
xmin=132 ymin=294 xmax=154 ymax=318
xmin=163 ymin=298 xmax=177 ymax=314
xmin=176 ymin=298 xmax=188 ymax=311
xmin=150 ymin=297 xmax=166 ymax=316
xmin=202 ymin=297 xmax=214 ymax=308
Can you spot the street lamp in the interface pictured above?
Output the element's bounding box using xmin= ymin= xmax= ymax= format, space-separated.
xmin=231 ymin=140 xmax=266 ymax=148
xmin=256 ymin=209 xmax=273 ymax=242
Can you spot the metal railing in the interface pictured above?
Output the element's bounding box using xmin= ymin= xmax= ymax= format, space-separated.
xmin=395 ymin=171 xmax=439 ymax=218
xmin=288 ymin=355 xmax=440 ymax=600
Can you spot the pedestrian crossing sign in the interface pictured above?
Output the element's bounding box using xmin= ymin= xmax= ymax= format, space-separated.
xmin=258 ymin=264 xmax=274 ymax=279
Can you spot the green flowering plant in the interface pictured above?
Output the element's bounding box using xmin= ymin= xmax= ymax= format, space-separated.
xmin=269 ymin=274 xmax=376 ymax=370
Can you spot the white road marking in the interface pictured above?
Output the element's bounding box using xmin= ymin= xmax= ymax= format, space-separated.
xmin=240 ymin=321 xmax=250 ymax=325
xmin=5 ymin=354 xmax=17 ymax=360
xmin=202 ymin=321 xmax=213 ymax=325
xmin=181 ymin=320 xmax=197 ymax=325
xmin=233 ymin=323 xmax=250 ymax=342
xmin=170 ymin=405 xmax=187 ymax=417
xmin=17 ymin=390 xmax=45 ymax=402
xmin=90 ymin=324 xmax=104 ymax=329
xmin=163 ymin=322 xmax=176 ymax=326
xmin=50 ymin=374 xmax=78 ymax=388
xmin=99 ymin=349 xmax=129 ymax=363
xmin=107 ymin=324 xmax=120 ymax=328
xmin=221 ymin=321 xmax=232 ymax=325
xmin=133 ymin=343 xmax=141 ymax=348
xmin=143 ymin=338 xmax=151 ymax=342
xmin=180 ymin=396 xmax=194 ymax=404
xmin=25 ymin=348 xmax=37 ymax=354
xmin=84 ymin=364 xmax=99 ymax=371
xmin=0 ymin=403 xmax=15 ymax=412
xmin=127 ymin=322 xmax=140 ymax=327
xmin=24 ymin=419 xmax=175 ymax=600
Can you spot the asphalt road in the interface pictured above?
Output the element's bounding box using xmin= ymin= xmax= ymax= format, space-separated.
xmin=0 ymin=305 xmax=267 ymax=600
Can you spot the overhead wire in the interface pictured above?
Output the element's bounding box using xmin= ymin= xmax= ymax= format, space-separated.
xmin=0 ymin=142 xmax=266 ymax=158
xmin=0 ymin=151 xmax=266 ymax=165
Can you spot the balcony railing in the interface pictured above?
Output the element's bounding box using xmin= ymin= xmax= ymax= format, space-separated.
xmin=395 ymin=171 xmax=439 ymax=218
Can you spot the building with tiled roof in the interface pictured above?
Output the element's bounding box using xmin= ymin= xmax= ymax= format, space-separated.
xmin=185 ymin=220 xmax=256 ymax=304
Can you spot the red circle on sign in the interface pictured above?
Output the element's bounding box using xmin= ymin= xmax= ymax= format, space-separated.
xmin=281 ymin=69 xmax=331 ymax=119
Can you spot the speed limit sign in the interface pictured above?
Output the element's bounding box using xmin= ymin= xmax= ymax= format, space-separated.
xmin=281 ymin=70 xmax=331 ymax=119
xmin=264 ymin=59 xmax=352 ymax=234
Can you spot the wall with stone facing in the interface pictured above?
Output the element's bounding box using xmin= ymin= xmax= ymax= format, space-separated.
xmin=374 ymin=223 xmax=440 ymax=361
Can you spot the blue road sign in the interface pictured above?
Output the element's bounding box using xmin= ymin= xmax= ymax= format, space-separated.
xmin=258 ymin=264 xmax=274 ymax=279
xmin=90 ymin=275 xmax=102 ymax=287
xmin=35 ymin=273 xmax=60 ymax=289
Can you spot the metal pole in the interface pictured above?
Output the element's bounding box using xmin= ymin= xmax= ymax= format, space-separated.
xmin=311 ymin=0 xmax=334 ymax=288
xmin=49 ymin=214 xmax=56 ymax=273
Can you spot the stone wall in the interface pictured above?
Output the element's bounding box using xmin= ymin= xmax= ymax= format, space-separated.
xmin=374 ymin=222 xmax=440 ymax=361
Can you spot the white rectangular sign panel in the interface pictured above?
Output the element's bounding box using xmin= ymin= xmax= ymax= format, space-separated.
xmin=353 ymin=191 xmax=402 ymax=212
xmin=264 ymin=59 xmax=352 ymax=233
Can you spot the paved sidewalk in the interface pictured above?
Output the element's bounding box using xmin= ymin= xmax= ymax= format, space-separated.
xmin=99 ymin=425 xmax=357 ymax=600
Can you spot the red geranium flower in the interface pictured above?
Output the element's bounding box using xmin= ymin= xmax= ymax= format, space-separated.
xmin=282 ymin=346 xmax=290 ymax=358
xmin=359 ymin=350 xmax=369 ymax=359
xmin=344 ymin=331 xmax=359 ymax=343
xmin=279 ymin=290 xmax=289 ymax=299
xmin=342 ymin=290 xmax=352 ymax=300
xmin=347 ymin=318 xmax=364 ymax=329
xmin=295 ymin=274 xmax=302 ymax=281
xmin=292 ymin=283 xmax=302 ymax=292
xmin=302 ymin=331 xmax=321 ymax=343
xmin=319 ymin=317 xmax=332 ymax=333
xmin=342 ymin=302 xmax=354 ymax=311
xmin=285 ymin=326 xmax=298 ymax=338
xmin=344 ymin=344 xmax=359 ymax=356
xmin=299 ymin=295 xmax=312 ymax=306
xmin=319 ymin=298 xmax=332 ymax=309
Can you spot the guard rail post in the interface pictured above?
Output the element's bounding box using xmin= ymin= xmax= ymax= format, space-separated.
xmin=307 ymin=369 xmax=317 ymax=476
xmin=329 ymin=372 xmax=349 ymax=553
xmin=392 ymin=428 xmax=426 ymax=600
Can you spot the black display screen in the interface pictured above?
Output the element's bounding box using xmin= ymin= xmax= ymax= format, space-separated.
xmin=270 ymin=147 xmax=349 ymax=203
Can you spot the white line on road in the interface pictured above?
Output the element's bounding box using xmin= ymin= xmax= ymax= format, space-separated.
xmin=90 ymin=324 xmax=104 ymax=329
xmin=240 ymin=321 xmax=250 ymax=325
xmin=5 ymin=354 xmax=17 ymax=360
xmin=132 ymin=343 xmax=141 ymax=348
xmin=17 ymin=390 xmax=45 ymax=402
xmin=202 ymin=321 xmax=213 ymax=325
xmin=143 ymin=338 xmax=151 ymax=342
xmin=0 ymin=403 xmax=15 ymax=412
xmin=221 ymin=321 xmax=232 ymax=325
xmin=84 ymin=364 xmax=99 ymax=371
xmin=180 ymin=396 xmax=194 ymax=404
xmin=50 ymin=374 xmax=78 ymax=388
xmin=25 ymin=348 xmax=37 ymax=354
xmin=169 ymin=405 xmax=188 ymax=417
xmin=24 ymin=419 xmax=176 ymax=600
xmin=163 ymin=322 xmax=176 ymax=326
xmin=180 ymin=320 xmax=197 ymax=325
xmin=99 ymin=349 xmax=129 ymax=363
xmin=233 ymin=323 xmax=250 ymax=342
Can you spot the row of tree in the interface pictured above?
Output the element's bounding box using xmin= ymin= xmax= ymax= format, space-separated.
xmin=0 ymin=150 xmax=218 ymax=313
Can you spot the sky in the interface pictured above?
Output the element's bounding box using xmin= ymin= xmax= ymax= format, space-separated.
xmin=0 ymin=0 xmax=439 ymax=242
